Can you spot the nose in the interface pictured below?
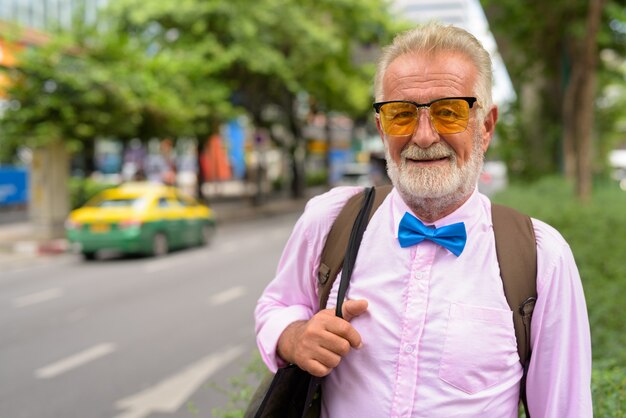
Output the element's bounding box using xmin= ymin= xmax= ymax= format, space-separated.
xmin=410 ymin=108 xmax=440 ymax=148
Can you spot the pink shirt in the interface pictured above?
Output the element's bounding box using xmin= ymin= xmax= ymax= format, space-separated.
xmin=255 ymin=187 xmax=592 ymax=417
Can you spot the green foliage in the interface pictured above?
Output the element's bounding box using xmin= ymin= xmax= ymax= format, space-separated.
xmin=592 ymin=361 xmax=626 ymax=417
xmin=305 ymin=170 xmax=328 ymax=187
xmin=0 ymin=22 xmax=192 ymax=161
xmin=481 ymin=0 xmax=626 ymax=181
xmin=104 ymin=0 xmax=400 ymax=197
xmin=107 ymin=0 xmax=400 ymax=121
xmin=68 ymin=177 xmax=116 ymax=209
xmin=211 ymin=351 xmax=268 ymax=418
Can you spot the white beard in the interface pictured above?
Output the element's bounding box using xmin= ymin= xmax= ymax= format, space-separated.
xmin=385 ymin=130 xmax=484 ymax=218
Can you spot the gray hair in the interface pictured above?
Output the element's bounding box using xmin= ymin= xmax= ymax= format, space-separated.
xmin=374 ymin=22 xmax=494 ymax=114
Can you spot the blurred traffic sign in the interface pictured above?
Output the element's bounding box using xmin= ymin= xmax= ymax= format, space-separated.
xmin=0 ymin=166 xmax=28 ymax=206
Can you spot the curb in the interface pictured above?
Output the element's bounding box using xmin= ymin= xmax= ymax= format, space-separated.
xmin=37 ymin=239 xmax=70 ymax=255
xmin=4 ymin=238 xmax=69 ymax=257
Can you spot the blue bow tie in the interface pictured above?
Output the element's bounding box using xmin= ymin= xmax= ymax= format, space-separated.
xmin=398 ymin=212 xmax=467 ymax=256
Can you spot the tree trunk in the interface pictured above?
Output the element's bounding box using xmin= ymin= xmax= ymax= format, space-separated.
xmin=289 ymin=142 xmax=306 ymax=199
xmin=519 ymin=70 xmax=549 ymax=177
xmin=561 ymin=45 xmax=578 ymax=180
xmin=573 ymin=0 xmax=605 ymax=201
xmin=195 ymin=137 xmax=207 ymax=202
xmin=285 ymin=93 xmax=306 ymax=199
xmin=29 ymin=140 xmax=70 ymax=239
xmin=325 ymin=113 xmax=333 ymax=187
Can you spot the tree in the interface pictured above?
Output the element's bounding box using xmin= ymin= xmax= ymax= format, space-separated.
xmin=0 ymin=24 xmax=191 ymax=161
xmin=481 ymin=0 xmax=625 ymax=199
xmin=108 ymin=0 xmax=399 ymax=197
xmin=0 ymin=23 xmax=192 ymax=236
xmin=565 ymin=0 xmax=606 ymax=200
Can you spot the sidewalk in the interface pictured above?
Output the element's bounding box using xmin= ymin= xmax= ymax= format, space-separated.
xmin=0 ymin=190 xmax=318 ymax=269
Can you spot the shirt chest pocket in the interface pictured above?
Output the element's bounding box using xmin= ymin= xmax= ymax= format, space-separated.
xmin=438 ymin=302 xmax=519 ymax=394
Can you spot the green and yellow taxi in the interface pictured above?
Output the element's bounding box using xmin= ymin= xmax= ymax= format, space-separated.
xmin=65 ymin=182 xmax=216 ymax=260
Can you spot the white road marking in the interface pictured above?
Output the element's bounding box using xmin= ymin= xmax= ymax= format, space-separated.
xmin=35 ymin=343 xmax=117 ymax=379
xmin=114 ymin=344 xmax=245 ymax=418
xmin=209 ymin=286 xmax=246 ymax=306
xmin=12 ymin=288 xmax=64 ymax=308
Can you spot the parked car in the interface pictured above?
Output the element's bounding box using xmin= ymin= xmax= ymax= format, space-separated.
xmin=65 ymin=182 xmax=215 ymax=260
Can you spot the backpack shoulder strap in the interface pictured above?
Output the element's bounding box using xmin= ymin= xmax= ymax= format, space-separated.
xmin=317 ymin=185 xmax=392 ymax=310
xmin=491 ymin=203 xmax=537 ymax=366
xmin=491 ymin=203 xmax=537 ymax=416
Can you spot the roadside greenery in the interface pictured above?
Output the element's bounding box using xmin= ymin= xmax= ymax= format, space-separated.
xmin=213 ymin=178 xmax=626 ymax=416
xmin=68 ymin=177 xmax=116 ymax=209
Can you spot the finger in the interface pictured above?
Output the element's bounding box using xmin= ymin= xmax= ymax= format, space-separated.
xmin=326 ymin=318 xmax=363 ymax=349
xmin=312 ymin=346 xmax=343 ymax=370
xmin=305 ymin=359 xmax=334 ymax=377
xmin=342 ymin=299 xmax=369 ymax=322
xmin=319 ymin=330 xmax=353 ymax=357
xmin=293 ymin=315 xmax=349 ymax=357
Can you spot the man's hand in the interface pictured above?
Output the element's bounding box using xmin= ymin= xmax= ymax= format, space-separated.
xmin=277 ymin=299 xmax=368 ymax=377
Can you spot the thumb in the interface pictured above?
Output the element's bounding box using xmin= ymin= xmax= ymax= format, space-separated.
xmin=341 ymin=299 xmax=368 ymax=321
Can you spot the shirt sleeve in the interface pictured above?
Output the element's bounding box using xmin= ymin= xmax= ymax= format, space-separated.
xmin=525 ymin=220 xmax=593 ymax=417
xmin=254 ymin=187 xmax=362 ymax=372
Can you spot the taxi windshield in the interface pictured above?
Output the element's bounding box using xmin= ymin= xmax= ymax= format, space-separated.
xmin=87 ymin=196 xmax=148 ymax=209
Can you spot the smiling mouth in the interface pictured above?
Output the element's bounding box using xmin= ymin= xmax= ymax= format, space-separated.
xmin=407 ymin=156 xmax=449 ymax=163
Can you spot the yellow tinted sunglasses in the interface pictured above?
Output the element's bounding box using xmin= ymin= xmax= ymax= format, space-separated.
xmin=373 ymin=97 xmax=478 ymax=136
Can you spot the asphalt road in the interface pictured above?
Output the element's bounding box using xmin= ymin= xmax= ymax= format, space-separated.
xmin=0 ymin=212 xmax=300 ymax=418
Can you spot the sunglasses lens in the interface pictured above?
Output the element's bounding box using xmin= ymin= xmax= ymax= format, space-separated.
xmin=379 ymin=102 xmax=418 ymax=136
xmin=430 ymin=99 xmax=470 ymax=134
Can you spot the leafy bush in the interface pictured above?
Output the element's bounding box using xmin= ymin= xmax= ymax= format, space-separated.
xmin=68 ymin=177 xmax=117 ymax=209
xmin=211 ymin=352 xmax=267 ymax=418
xmin=305 ymin=170 xmax=328 ymax=187
xmin=592 ymin=361 xmax=626 ymax=417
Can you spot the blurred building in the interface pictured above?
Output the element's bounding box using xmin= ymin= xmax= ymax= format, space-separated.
xmin=1 ymin=0 xmax=108 ymax=101
xmin=392 ymin=0 xmax=515 ymax=107
xmin=0 ymin=0 xmax=107 ymax=32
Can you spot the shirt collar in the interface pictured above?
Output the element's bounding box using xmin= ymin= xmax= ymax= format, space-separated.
xmin=391 ymin=187 xmax=484 ymax=238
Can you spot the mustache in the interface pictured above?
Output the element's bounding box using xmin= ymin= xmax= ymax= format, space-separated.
xmin=401 ymin=143 xmax=455 ymax=161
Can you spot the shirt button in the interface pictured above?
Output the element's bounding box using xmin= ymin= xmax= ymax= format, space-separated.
xmin=414 ymin=272 xmax=424 ymax=280
xmin=404 ymin=345 xmax=414 ymax=354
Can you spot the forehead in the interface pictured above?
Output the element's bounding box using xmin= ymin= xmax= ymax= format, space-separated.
xmin=381 ymin=51 xmax=477 ymax=101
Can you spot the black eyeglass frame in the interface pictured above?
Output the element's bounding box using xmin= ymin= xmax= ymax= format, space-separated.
xmin=372 ymin=96 xmax=478 ymax=113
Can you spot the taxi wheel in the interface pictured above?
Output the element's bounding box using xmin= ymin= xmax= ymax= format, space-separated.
xmin=151 ymin=233 xmax=169 ymax=257
xmin=200 ymin=224 xmax=215 ymax=246
xmin=82 ymin=251 xmax=97 ymax=261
